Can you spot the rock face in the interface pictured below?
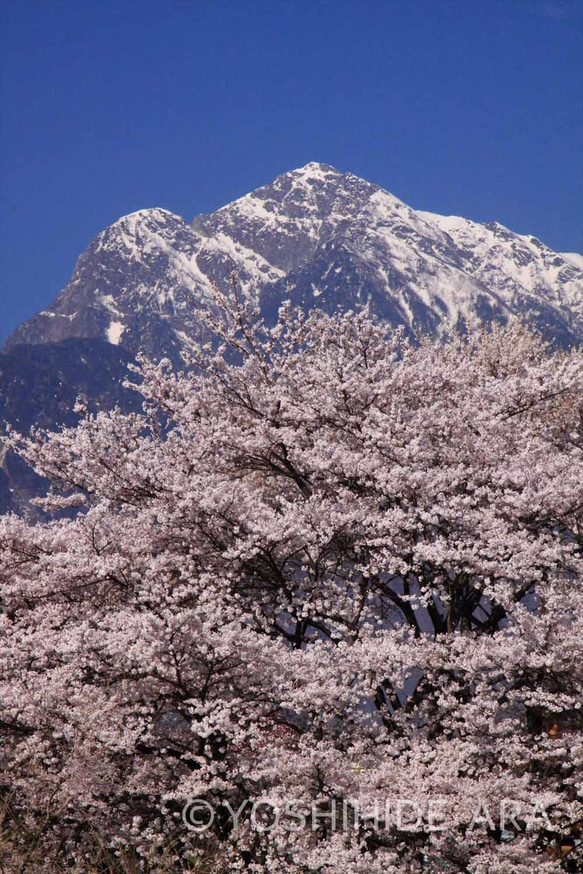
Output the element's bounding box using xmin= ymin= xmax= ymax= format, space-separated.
xmin=2 ymin=162 xmax=582 ymax=513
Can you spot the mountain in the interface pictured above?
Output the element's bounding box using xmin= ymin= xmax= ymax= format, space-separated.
xmin=5 ymin=162 xmax=583 ymax=358
xmin=2 ymin=162 xmax=583 ymax=513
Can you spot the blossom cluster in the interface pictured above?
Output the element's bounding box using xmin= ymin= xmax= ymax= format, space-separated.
xmin=1 ymin=289 xmax=582 ymax=871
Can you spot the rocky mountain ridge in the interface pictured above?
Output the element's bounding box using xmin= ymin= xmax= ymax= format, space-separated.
xmin=6 ymin=162 xmax=583 ymax=359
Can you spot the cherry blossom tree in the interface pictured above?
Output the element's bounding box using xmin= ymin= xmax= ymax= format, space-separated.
xmin=1 ymin=289 xmax=582 ymax=872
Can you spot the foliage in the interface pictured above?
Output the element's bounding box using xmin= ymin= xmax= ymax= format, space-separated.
xmin=1 ymin=290 xmax=582 ymax=872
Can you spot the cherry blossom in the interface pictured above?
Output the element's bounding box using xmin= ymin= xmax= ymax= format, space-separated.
xmin=1 ymin=289 xmax=582 ymax=871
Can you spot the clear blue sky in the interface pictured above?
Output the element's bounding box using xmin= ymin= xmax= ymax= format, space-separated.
xmin=1 ymin=0 xmax=582 ymax=346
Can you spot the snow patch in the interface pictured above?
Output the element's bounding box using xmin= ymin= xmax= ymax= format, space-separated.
xmin=560 ymin=252 xmax=583 ymax=270
xmin=293 ymin=162 xmax=340 ymax=181
xmin=39 ymin=310 xmax=78 ymax=320
xmin=107 ymin=321 xmax=125 ymax=345
xmin=100 ymin=294 xmax=122 ymax=314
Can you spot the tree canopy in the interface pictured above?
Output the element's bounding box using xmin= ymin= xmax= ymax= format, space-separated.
xmin=1 ymin=291 xmax=583 ymax=872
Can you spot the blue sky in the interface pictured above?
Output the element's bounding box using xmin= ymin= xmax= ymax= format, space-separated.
xmin=1 ymin=0 xmax=582 ymax=346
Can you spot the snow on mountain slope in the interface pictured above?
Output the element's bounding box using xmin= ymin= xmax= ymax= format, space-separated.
xmin=193 ymin=162 xmax=583 ymax=342
xmin=561 ymin=252 xmax=583 ymax=271
xmin=4 ymin=208 xmax=223 ymax=363
xmin=4 ymin=163 xmax=583 ymax=360
xmin=418 ymin=211 xmax=583 ymax=310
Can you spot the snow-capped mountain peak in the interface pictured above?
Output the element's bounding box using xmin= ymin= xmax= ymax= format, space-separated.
xmin=4 ymin=164 xmax=583 ymax=361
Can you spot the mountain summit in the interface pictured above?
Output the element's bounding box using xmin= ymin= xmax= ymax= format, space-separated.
xmin=5 ymin=163 xmax=583 ymax=361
